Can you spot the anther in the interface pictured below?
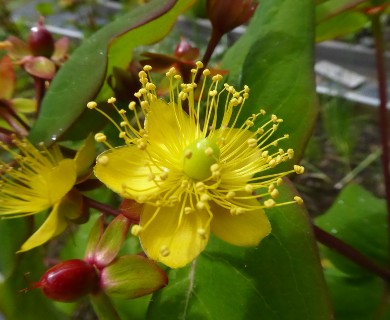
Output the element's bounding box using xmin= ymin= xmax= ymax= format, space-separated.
xmin=244 ymin=184 xmax=253 ymax=194
xmin=225 ymin=191 xmax=236 ymax=199
xmin=184 ymin=150 xmax=192 ymax=159
xmin=203 ymin=69 xmax=211 ymax=76
xmin=119 ymin=132 xmax=126 ymax=139
xmin=204 ymin=147 xmax=214 ymax=156
xmin=95 ymin=133 xmax=107 ymax=142
xmin=107 ymin=97 xmax=116 ymax=104
xmin=128 ymin=101 xmax=136 ymax=110
xmin=143 ymin=65 xmax=152 ymax=71
xmin=160 ymin=245 xmax=170 ymax=257
xmin=97 ymin=155 xmax=109 ymax=165
xmin=271 ymin=189 xmax=279 ymax=198
xmin=294 ymin=165 xmax=305 ymax=174
xmin=294 ymin=196 xmax=304 ymax=205
xmin=264 ymin=199 xmax=276 ymax=208
xmin=87 ymin=101 xmax=97 ymax=109
xmin=196 ymin=201 xmax=206 ymax=210
xmin=197 ymin=228 xmax=207 ymax=238
xmin=196 ymin=61 xmax=204 ymax=68
xmin=184 ymin=207 xmax=193 ymax=215
xmin=247 ymin=138 xmax=257 ymax=148
xmin=131 ymin=225 xmax=143 ymax=236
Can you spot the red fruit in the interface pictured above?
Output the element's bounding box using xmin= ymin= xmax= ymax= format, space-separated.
xmin=36 ymin=259 xmax=99 ymax=302
xmin=28 ymin=19 xmax=55 ymax=58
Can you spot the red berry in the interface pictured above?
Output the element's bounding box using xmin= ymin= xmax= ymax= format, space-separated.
xmin=37 ymin=259 xmax=99 ymax=302
xmin=28 ymin=19 xmax=55 ymax=58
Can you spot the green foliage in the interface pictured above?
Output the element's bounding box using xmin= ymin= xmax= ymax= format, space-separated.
xmin=222 ymin=0 xmax=317 ymax=164
xmin=316 ymin=185 xmax=390 ymax=318
xmin=148 ymin=181 xmax=332 ymax=319
xmin=28 ymin=0 xmax=195 ymax=144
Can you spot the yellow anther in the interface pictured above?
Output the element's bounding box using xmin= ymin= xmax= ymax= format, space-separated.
xmin=196 ymin=201 xmax=206 ymax=210
xmin=200 ymin=194 xmax=210 ymax=202
xmin=247 ymin=138 xmax=257 ymax=148
xmin=277 ymin=178 xmax=283 ymax=186
xmin=245 ymin=120 xmax=254 ymax=127
xmin=244 ymin=184 xmax=253 ymax=194
xmin=205 ymin=147 xmax=214 ymax=156
xmin=264 ymin=199 xmax=276 ymax=208
xmin=209 ymin=90 xmax=218 ymax=97
xmin=271 ymin=189 xmax=279 ymax=198
xmin=191 ymin=68 xmax=197 ymax=74
xmin=212 ymin=74 xmax=223 ymax=81
xmin=107 ymin=97 xmax=116 ymax=104
xmin=197 ymin=228 xmax=207 ymax=238
xmin=160 ymin=171 xmax=168 ymax=181
xmin=97 ymin=155 xmax=109 ymax=165
xmin=146 ymin=83 xmax=156 ymax=90
xmin=196 ymin=182 xmax=206 ymax=192
xmin=95 ymin=133 xmax=107 ymax=142
xmin=196 ymin=61 xmax=204 ymax=68
xmin=203 ymin=69 xmax=211 ymax=76
xmin=294 ymin=196 xmax=304 ymax=205
xmin=184 ymin=150 xmax=192 ymax=159
xmin=179 ymin=92 xmax=188 ymax=100
xmin=210 ymin=163 xmax=220 ymax=172
xmin=225 ymin=191 xmax=236 ymax=199
xmin=294 ymin=165 xmax=305 ymax=174
xmin=257 ymin=128 xmax=264 ymax=135
xmin=131 ymin=225 xmax=143 ymax=236
xmin=87 ymin=101 xmax=97 ymax=109
xmin=181 ymin=179 xmax=189 ymax=188
xmin=143 ymin=65 xmax=152 ymax=71
xmin=160 ymin=245 xmax=170 ymax=257
xmin=128 ymin=101 xmax=136 ymax=110
xmin=271 ymin=114 xmax=278 ymax=122
xmin=174 ymin=74 xmax=182 ymax=80
xmin=119 ymin=132 xmax=126 ymax=139
xmin=184 ymin=207 xmax=193 ymax=215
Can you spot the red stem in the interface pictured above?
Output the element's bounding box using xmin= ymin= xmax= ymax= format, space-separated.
xmin=371 ymin=13 xmax=390 ymax=262
xmin=313 ymin=225 xmax=390 ymax=281
xmin=83 ymin=196 xmax=119 ymax=217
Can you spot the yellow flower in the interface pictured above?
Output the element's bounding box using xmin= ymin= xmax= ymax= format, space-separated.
xmin=90 ymin=62 xmax=304 ymax=268
xmin=0 ymin=134 xmax=95 ymax=252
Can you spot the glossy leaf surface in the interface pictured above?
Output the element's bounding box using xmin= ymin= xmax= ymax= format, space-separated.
xmin=28 ymin=0 xmax=195 ymax=144
xmin=221 ymin=0 xmax=317 ymax=164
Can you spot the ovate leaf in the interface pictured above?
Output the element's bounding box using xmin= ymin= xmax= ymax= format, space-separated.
xmin=221 ymin=0 xmax=317 ymax=165
xmin=29 ymin=0 xmax=195 ymax=144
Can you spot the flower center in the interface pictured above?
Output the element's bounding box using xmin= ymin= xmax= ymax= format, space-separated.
xmin=182 ymin=138 xmax=220 ymax=181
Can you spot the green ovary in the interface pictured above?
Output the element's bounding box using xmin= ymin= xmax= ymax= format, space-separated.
xmin=182 ymin=138 xmax=220 ymax=181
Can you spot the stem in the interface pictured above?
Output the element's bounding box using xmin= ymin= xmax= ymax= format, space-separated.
xmin=89 ymin=292 xmax=121 ymax=320
xmin=33 ymin=77 xmax=46 ymax=114
xmin=313 ymin=225 xmax=390 ymax=282
xmin=194 ymin=28 xmax=223 ymax=84
xmin=83 ymin=196 xmax=119 ymax=217
xmin=0 ymin=99 xmax=30 ymax=131
xmin=371 ymin=13 xmax=390 ymax=262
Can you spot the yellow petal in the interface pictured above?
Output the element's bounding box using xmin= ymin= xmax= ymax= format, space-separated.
xmin=210 ymin=199 xmax=271 ymax=246
xmin=94 ymin=146 xmax=160 ymax=199
xmin=0 ymin=159 xmax=76 ymax=216
xmin=18 ymin=201 xmax=68 ymax=252
xmin=139 ymin=204 xmax=209 ymax=268
xmin=73 ymin=133 xmax=96 ymax=181
xmin=146 ymin=99 xmax=194 ymax=148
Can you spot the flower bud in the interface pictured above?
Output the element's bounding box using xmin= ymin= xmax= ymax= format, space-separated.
xmin=28 ymin=18 xmax=55 ymax=58
xmin=35 ymin=259 xmax=99 ymax=302
xmin=207 ymin=0 xmax=258 ymax=35
xmin=174 ymin=37 xmax=199 ymax=61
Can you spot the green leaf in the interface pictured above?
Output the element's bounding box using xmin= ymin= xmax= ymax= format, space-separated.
xmin=28 ymin=0 xmax=195 ymax=144
xmin=221 ymin=0 xmax=317 ymax=164
xmin=316 ymin=184 xmax=388 ymax=276
xmin=324 ymin=265 xmax=390 ymax=320
xmin=0 ymin=219 xmax=66 ymax=320
xmin=316 ymin=11 xmax=368 ymax=42
xmin=148 ymin=181 xmax=332 ymax=319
